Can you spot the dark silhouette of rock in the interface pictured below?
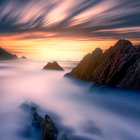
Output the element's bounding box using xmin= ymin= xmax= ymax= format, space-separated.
xmin=65 ymin=39 xmax=140 ymax=90
xmin=20 ymin=102 xmax=58 ymax=140
xmin=21 ymin=56 xmax=27 ymax=59
xmin=0 ymin=47 xmax=18 ymax=60
xmin=43 ymin=61 xmax=64 ymax=71
xmin=32 ymin=112 xmax=57 ymax=140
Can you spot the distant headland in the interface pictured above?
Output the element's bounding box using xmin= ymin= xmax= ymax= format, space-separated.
xmin=0 ymin=47 xmax=27 ymax=60
xmin=0 ymin=47 xmax=18 ymax=60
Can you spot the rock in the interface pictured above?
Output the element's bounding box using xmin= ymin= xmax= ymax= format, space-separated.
xmin=21 ymin=56 xmax=27 ymax=59
xmin=0 ymin=47 xmax=18 ymax=60
xmin=65 ymin=48 xmax=103 ymax=81
xmin=43 ymin=115 xmax=57 ymax=140
xmin=31 ymin=109 xmax=58 ymax=140
xmin=43 ymin=61 xmax=64 ymax=71
xmin=20 ymin=103 xmax=58 ymax=140
xmin=65 ymin=39 xmax=140 ymax=91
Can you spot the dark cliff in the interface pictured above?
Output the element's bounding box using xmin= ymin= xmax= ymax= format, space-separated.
xmin=0 ymin=47 xmax=18 ymax=60
xmin=65 ymin=39 xmax=140 ymax=90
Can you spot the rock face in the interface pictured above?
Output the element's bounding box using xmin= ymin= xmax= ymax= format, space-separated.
xmin=20 ymin=103 xmax=58 ymax=140
xmin=43 ymin=61 xmax=64 ymax=71
xmin=0 ymin=47 xmax=18 ymax=60
xmin=65 ymin=39 xmax=140 ymax=90
xmin=32 ymin=111 xmax=57 ymax=140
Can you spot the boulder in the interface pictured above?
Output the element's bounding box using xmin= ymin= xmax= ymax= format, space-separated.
xmin=43 ymin=61 xmax=64 ymax=71
xmin=65 ymin=39 xmax=140 ymax=91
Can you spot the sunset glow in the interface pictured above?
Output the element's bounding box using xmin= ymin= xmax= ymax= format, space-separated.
xmin=0 ymin=33 xmax=115 ymax=60
xmin=0 ymin=1 xmax=140 ymax=140
xmin=0 ymin=0 xmax=140 ymax=60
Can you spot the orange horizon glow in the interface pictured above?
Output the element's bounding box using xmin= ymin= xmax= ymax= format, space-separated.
xmin=0 ymin=0 xmax=140 ymax=61
xmin=0 ymin=32 xmax=140 ymax=61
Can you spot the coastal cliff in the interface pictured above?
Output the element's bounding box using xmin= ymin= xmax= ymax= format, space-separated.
xmin=0 ymin=47 xmax=18 ymax=60
xmin=65 ymin=39 xmax=140 ymax=90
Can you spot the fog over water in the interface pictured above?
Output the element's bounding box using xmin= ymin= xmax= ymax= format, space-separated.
xmin=0 ymin=60 xmax=140 ymax=140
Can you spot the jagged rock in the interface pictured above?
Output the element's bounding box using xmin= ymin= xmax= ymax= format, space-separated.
xmin=20 ymin=103 xmax=57 ymax=140
xmin=43 ymin=61 xmax=64 ymax=71
xmin=0 ymin=47 xmax=18 ymax=60
xmin=65 ymin=48 xmax=103 ymax=81
xmin=31 ymin=106 xmax=57 ymax=140
xmin=32 ymin=112 xmax=57 ymax=140
xmin=21 ymin=56 xmax=27 ymax=59
xmin=65 ymin=39 xmax=140 ymax=90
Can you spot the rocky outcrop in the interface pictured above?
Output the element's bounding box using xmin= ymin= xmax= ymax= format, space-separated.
xmin=20 ymin=103 xmax=57 ymax=140
xmin=0 ymin=47 xmax=18 ymax=60
xmin=65 ymin=39 xmax=140 ymax=90
xmin=32 ymin=111 xmax=57 ymax=140
xmin=43 ymin=61 xmax=64 ymax=71
xmin=21 ymin=56 xmax=27 ymax=59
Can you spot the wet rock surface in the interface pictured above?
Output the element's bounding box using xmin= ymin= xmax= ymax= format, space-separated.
xmin=65 ymin=39 xmax=140 ymax=90
xmin=43 ymin=61 xmax=64 ymax=71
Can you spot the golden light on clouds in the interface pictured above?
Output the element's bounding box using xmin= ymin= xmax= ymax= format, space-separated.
xmin=0 ymin=32 xmax=114 ymax=60
xmin=0 ymin=0 xmax=140 ymax=61
xmin=0 ymin=31 xmax=139 ymax=61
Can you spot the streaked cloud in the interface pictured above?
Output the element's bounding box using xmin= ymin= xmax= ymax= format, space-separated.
xmin=0 ymin=0 xmax=140 ymax=40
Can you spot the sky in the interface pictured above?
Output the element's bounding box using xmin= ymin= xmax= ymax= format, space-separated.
xmin=0 ymin=0 xmax=140 ymax=60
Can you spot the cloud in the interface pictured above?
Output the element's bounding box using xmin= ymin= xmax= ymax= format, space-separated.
xmin=0 ymin=0 xmax=140 ymax=40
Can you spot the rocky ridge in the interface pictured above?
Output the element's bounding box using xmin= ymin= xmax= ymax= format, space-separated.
xmin=65 ymin=39 xmax=140 ymax=90
xmin=32 ymin=108 xmax=57 ymax=140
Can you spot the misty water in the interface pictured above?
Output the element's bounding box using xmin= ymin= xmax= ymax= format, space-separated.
xmin=0 ymin=60 xmax=140 ymax=140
